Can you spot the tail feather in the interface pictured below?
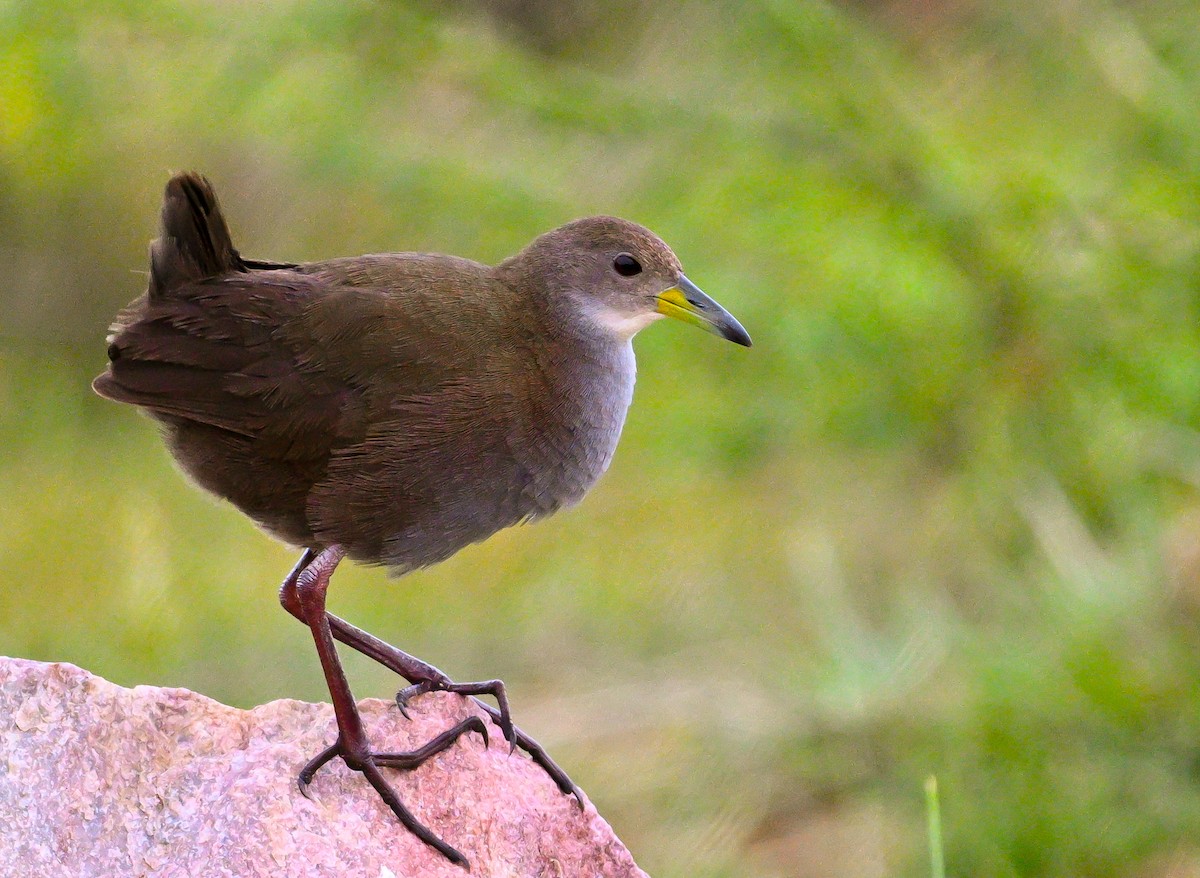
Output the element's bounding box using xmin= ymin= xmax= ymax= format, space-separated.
xmin=149 ymin=172 xmax=244 ymax=298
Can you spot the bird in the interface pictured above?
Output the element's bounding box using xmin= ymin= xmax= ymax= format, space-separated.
xmin=93 ymin=172 xmax=751 ymax=867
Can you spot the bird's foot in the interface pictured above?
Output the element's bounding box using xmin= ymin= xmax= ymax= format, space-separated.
xmin=296 ymin=716 xmax=488 ymax=868
xmin=397 ymin=677 xmax=513 ymax=749
xmin=396 ymin=678 xmax=584 ymax=809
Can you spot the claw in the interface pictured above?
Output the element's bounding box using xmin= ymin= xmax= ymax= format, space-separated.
xmin=467 ymin=697 xmax=581 ymax=802
xmin=395 ymin=682 xmax=432 ymax=719
xmin=496 ymin=710 xmax=516 ymax=754
xmin=466 ymin=715 xmax=489 ymax=749
xmin=296 ymin=740 xmax=338 ymax=802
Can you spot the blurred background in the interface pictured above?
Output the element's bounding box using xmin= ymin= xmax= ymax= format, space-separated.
xmin=4 ymin=0 xmax=1200 ymax=875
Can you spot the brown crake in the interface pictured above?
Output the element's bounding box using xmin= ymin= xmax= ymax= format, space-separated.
xmin=93 ymin=172 xmax=750 ymax=867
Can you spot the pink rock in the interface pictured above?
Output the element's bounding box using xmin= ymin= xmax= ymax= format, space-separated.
xmin=0 ymin=657 xmax=648 ymax=877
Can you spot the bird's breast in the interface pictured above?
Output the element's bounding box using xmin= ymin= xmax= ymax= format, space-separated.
xmin=507 ymin=338 xmax=637 ymax=517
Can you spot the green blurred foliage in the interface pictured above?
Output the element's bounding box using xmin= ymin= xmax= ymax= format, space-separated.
xmin=4 ymin=0 xmax=1200 ymax=875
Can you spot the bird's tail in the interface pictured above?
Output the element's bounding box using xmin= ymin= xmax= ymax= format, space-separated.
xmin=149 ymin=172 xmax=244 ymax=298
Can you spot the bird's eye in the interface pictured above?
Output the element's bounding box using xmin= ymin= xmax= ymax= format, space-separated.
xmin=613 ymin=253 xmax=642 ymax=277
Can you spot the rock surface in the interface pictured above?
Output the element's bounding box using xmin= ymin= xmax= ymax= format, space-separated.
xmin=0 ymin=657 xmax=647 ymax=878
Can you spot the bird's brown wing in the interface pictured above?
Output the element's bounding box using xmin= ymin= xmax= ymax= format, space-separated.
xmin=94 ymin=275 xmax=356 ymax=451
xmin=93 ymin=263 xmax=513 ymax=551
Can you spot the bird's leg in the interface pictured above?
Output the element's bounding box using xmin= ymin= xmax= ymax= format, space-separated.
xmin=279 ymin=550 xmax=583 ymax=806
xmin=285 ymin=545 xmax=484 ymax=868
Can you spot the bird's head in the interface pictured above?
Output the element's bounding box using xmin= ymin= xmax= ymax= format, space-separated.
xmin=498 ymin=216 xmax=751 ymax=347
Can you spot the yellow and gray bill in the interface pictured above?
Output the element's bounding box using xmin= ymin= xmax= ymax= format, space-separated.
xmin=656 ymin=274 xmax=752 ymax=347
